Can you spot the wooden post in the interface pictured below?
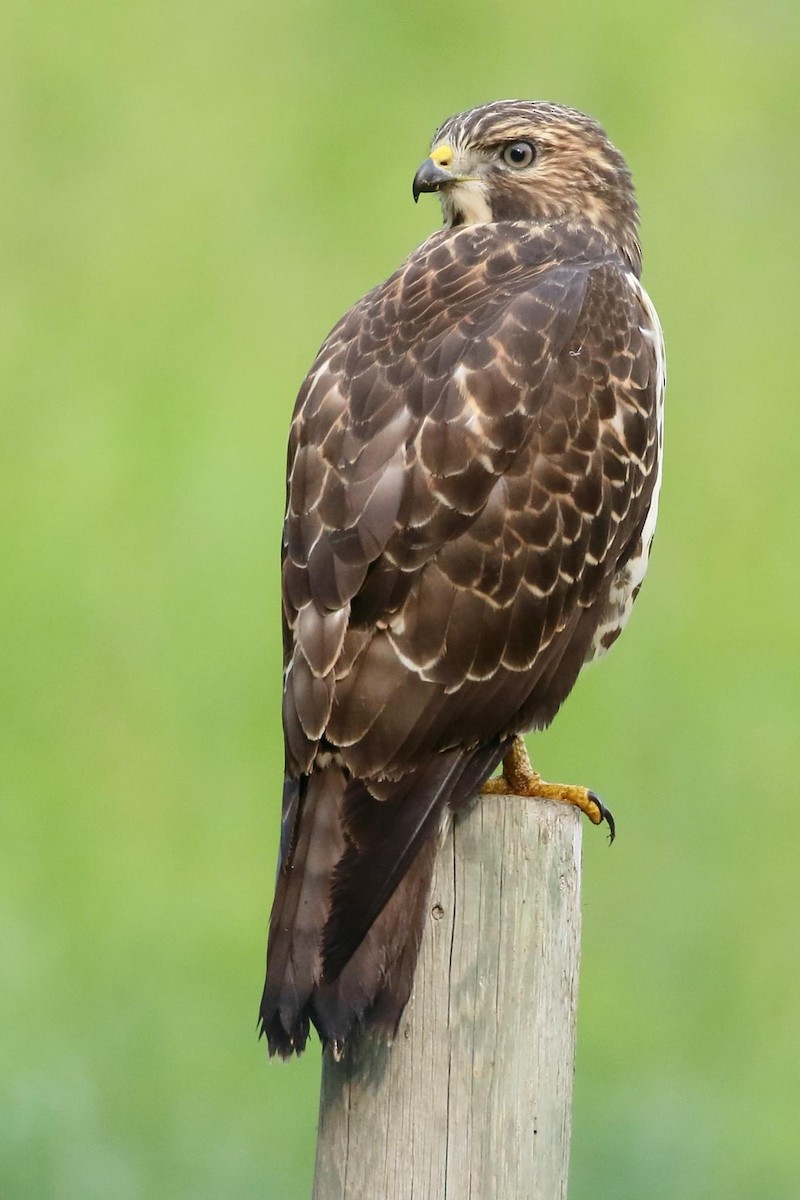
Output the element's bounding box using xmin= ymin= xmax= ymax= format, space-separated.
xmin=312 ymin=794 xmax=583 ymax=1200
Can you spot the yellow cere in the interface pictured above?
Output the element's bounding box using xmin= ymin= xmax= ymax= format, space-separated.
xmin=429 ymin=144 xmax=454 ymax=167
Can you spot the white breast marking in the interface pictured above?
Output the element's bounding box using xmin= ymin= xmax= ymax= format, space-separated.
xmin=586 ymin=275 xmax=666 ymax=662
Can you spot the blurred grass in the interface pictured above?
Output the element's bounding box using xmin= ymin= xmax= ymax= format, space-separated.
xmin=2 ymin=0 xmax=799 ymax=1196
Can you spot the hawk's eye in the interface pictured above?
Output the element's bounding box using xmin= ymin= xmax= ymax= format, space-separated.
xmin=501 ymin=141 xmax=536 ymax=169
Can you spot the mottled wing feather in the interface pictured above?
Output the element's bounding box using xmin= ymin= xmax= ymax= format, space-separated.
xmin=282 ymin=225 xmax=594 ymax=779
xmin=289 ymin=248 xmax=657 ymax=767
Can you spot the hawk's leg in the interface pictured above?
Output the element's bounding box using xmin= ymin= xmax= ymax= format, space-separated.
xmin=481 ymin=736 xmax=615 ymax=841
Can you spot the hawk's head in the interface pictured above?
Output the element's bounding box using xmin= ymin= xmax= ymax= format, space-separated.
xmin=413 ymin=100 xmax=640 ymax=269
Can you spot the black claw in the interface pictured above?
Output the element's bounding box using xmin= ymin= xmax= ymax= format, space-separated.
xmin=588 ymin=790 xmax=616 ymax=844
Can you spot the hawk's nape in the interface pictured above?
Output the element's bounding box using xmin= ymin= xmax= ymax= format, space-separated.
xmin=259 ymin=101 xmax=664 ymax=1058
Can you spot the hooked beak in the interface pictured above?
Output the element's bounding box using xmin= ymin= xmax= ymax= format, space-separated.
xmin=412 ymin=158 xmax=454 ymax=202
xmin=412 ymin=144 xmax=456 ymax=202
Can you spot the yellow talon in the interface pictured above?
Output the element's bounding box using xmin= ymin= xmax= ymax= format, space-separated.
xmin=481 ymin=737 xmax=615 ymax=841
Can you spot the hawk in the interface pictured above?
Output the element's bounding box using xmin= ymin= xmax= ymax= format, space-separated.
xmin=259 ymin=101 xmax=665 ymax=1058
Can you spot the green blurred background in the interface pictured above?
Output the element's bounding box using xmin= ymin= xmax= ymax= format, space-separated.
xmin=3 ymin=0 xmax=799 ymax=1196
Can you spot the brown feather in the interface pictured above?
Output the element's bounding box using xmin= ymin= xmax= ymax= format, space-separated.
xmin=259 ymin=765 xmax=347 ymax=1056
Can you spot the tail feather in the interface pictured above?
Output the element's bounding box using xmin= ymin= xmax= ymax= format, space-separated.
xmin=259 ymin=738 xmax=507 ymax=1057
xmin=259 ymin=764 xmax=346 ymax=1055
xmin=321 ymin=751 xmax=465 ymax=982
xmin=311 ymin=826 xmax=443 ymax=1047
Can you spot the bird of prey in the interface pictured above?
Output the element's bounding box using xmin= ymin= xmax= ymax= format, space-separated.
xmin=259 ymin=100 xmax=665 ymax=1058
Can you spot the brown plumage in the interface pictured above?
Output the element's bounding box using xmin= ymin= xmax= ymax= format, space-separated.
xmin=259 ymin=100 xmax=665 ymax=1057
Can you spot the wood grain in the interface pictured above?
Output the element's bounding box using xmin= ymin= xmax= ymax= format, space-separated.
xmin=312 ymin=794 xmax=583 ymax=1200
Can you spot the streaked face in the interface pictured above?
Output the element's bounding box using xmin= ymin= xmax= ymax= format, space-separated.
xmin=412 ymin=100 xmax=637 ymax=234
